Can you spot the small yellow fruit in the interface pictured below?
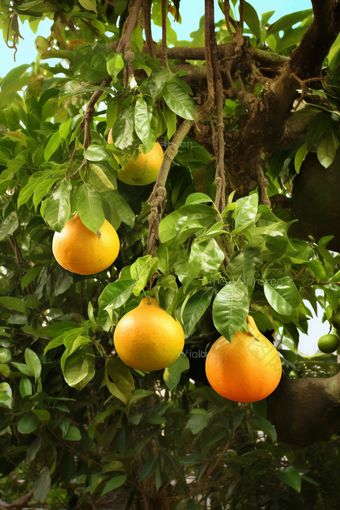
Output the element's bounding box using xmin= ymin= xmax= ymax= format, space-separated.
xmin=34 ymin=36 xmax=49 ymax=55
xmin=108 ymin=129 xmax=163 ymax=186
xmin=52 ymin=212 xmax=120 ymax=275
xmin=114 ymin=297 xmax=185 ymax=371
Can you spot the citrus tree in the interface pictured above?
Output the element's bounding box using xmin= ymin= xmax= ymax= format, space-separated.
xmin=2 ymin=0 xmax=340 ymax=508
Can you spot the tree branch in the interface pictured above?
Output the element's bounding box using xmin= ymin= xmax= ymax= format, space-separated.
xmin=161 ymin=0 xmax=169 ymax=69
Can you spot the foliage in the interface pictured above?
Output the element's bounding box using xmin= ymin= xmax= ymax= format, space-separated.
xmin=1 ymin=0 xmax=340 ymax=508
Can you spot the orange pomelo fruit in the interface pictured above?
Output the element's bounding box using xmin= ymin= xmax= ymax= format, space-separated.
xmin=205 ymin=316 xmax=282 ymax=403
xmin=108 ymin=129 xmax=163 ymax=186
xmin=113 ymin=297 xmax=185 ymax=371
xmin=52 ymin=212 xmax=120 ymax=275
xmin=317 ymin=333 xmax=339 ymax=354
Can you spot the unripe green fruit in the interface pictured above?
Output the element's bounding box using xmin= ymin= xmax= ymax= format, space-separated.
xmin=34 ymin=36 xmax=49 ymax=54
xmin=332 ymin=312 xmax=340 ymax=331
xmin=318 ymin=333 xmax=340 ymax=354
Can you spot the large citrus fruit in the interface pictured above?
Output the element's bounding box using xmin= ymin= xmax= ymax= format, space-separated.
xmin=108 ymin=129 xmax=163 ymax=186
xmin=205 ymin=316 xmax=282 ymax=403
xmin=317 ymin=333 xmax=339 ymax=354
xmin=113 ymin=297 xmax=185 ymax=371
xmin=52 ymin=212 xmax=120 ymax=275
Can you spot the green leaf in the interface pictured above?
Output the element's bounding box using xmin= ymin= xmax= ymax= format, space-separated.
xmin=76 ymin=183 xmax=105 ymax=233
xmin=63 ymin=348 xmax=95 ymax=389
xmin=163 ymin=354 xmax=189 ymax=390
xmin=185 ymin=193 xmax=213 ymax=205
xmin=110 ymin=106 xmax=135 ymax=150
xmin=0 ymin=348 xmax=11 ymax=363
xmin=212 ymin=281 xmax=249 ymax=341
xmin=267 ymin=9 xmax=313 ymax=36
xmin=294 ymin=143 xmax=308 ymax=173
xmin=99 ymin=279 xmax=136 ymax=313
xmin=33 ymin=410 xmax=51 ymax=422
xmin=233 ymin=410 xmax=245 ymax=431
xmin=180 ymin=287 xmax=214 ymax=337
xmin=129 ymin=389 xmax=155 ymax=405
xmin=232 ymin=193 xmax=259 ymax=234
xmin=21 ymin=267 xmax=43 ymax=290
xmin=20 ymin=377 xmax=33 ymax=398
xmin=59 ymin=118 xmax=72 ymax=140
xmin=243 ymin=1 xmax=261 ymax=42
xmin=44 ymin=132 xmax=61 ymax=162
xmin=264 ymin=276 xmax=300 ymax=316
xmin=163 ymin=105 xmax=177 ymax=139
xmin=250 ymin=416 xmax=277 ymax=442
xmin=138 ymin=455 xmax=158 ymax=482
xmin=180 ymin=451 xmax=203 ymax=465
xmin=105 ymin=358 xmax=135 ymax=404
xmin=110 ymin=191 xmax=135 ymax=226
xmin=11 ymin=362 xmax=33 ymax=377
xmin=0 ymin=297 xmax=27 ymax=314
xmin=90 ymin=164 xmax=117 ymax=192
xmin=33 ymin=466 xmax=51 ymax=503
xmin=64 ymin=425 xmax=82 ymax=441
xmin=317 ymin=132 xmax=339 ymax=168
xmin=134 ymin=97 xmax=151 ymax=145
xmin=185 ymin=411 xmax=209 ymax=434
xmin=25 ymin=348 xmax=41 ymax=382
xmin=0 ymin=211 xmax=19 ymax=241
xmin=107 ymin=53 xmax=124 ymax=80
xmin=101 ymin=474 xmax=127 ymax=496
xmin=278 ymin=466 xmax=302 ymax=492
xmin=0 ymin=382 xmax=12 ymax=408
xmin=107 ymin=97 xmax=122 ymax=129
xmin=18 ymin=412 xmax=41 ymax=434
xmin=0 ymin=364 xmax=10 ymax=378
xmin=159 ymin=204 xmax=217 ymax=243
xmin=27 ymin=437 xmax=43 ymax=463
xmin=44 ymin=179 xmax=72 ymax=232
xmin=130 ymin=255 xmax=159 ymax=296
xmin=84 ymin=144 xmax=113 ymax=162
xmin=163 ymin=80 xmax=195 ymax=120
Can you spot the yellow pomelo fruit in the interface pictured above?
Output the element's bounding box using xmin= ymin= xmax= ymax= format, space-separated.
xmin=205 ymin=316 xmax=282 ymax=403
xmin=108 ymin=129 xmax=163 ymax=186
xmin=113 ymin=297 xmax=185 ymax=371
xmin=52 ymin=212 xmax=120 ymax=275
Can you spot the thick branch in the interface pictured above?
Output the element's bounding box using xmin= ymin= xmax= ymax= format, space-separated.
xmin=116 ymin=0 xmax=143 ymax=54
xmin=267 ymin=372 xmax=340 ymax=446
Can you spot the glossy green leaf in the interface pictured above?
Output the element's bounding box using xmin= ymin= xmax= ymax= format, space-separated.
xmin=21 ymin=267 xmax=43 ymax=290
xmin=159 ymin=204 xmax=217 ymax=243
xmin=63 ymin=347 xmax=94 ymax=389
xmin=26 ymin=437 xmax=43 ymax=463
xmin=232 ymin=193 xmax=259 ymax=234
xmin=0 ymin=211 xmax=18 ymax=241
xmin=294 ymin=142 xmax=308 ymax=173
xmin=105 ymin=358 xmax=135 ymax=404
xmin=101 ymin=474 xmax=127 ymax=496
xmin=164 ymin=354 xmax=189 ymax=390
xmin=0 ymin=348 xmax=11 ymax=363
xmin=0 ymin=364 xmax=10 ymax=378
xmin=76 ymin=183 xmax=105 ymax=233
xmin=85 ymin=145 xmax=113 ymax=162
xmin=0 ymin=297 xmax=27 ymax=314
xmin=107 ymin=53 xmax=124 ymax=80
xmin=163 ymin=105 xmax=177 ymax=139
xmin=110 ymin=106 xmax=135 ymax=150
xmin=44 ymin=179 xmax=72 ymax=232
xmin=212 ymin=281 xmax=249 ymax=341
xmin=18 ymin=412 xmax=41 ymax=434
xmin=250 ymin=416 xmax=277 ymax=442
xmin=11 ymin=362 xmax=33 ymax=377
xmin=25 ymin=348 xmax=41 ymax=382
xmin=64 ymin=425 xmax=82 ymax=441
xmin=33 ymin=409 xmax=51 ymax=422
xmin=278 ymin=466 xmax=302 ymax=492
xmin=131 ymin=255 xmax=159 ymax=296
xmin=185 ymin=411 xmax=209 ymax=435
xmin=134 ymin=97 xmax=151 ymax=145
xmin=317 ymin=132 xmax=339 ymax=168
xmin=99 ymin=279 xmax=136 ymax=313
xmin=180 ymin=287 xmax=214 ymax=337
xmin=20 ymin=377 xmax=33 ymax=398
xmin=0 ymin=382 xmax=12 ymax=408
xmin=44 ymin=132 xmax=61 ymax=161
xmin=107 ymin=96 xmax=122 ymax=129
xmin=110 ymin=191 xmax=135 ymax=226
xmin=243 ymin=1 xmax=261 ymax=41
xmin=163 ymin=80 xmax=195 ymax=120
xmin=264 ymin=276 xmax=300 ymax=316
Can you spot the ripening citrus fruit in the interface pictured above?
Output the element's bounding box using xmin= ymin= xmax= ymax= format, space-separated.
xmin=114 ymin=297 xmax=185 ymax=371
xmin=317 ymin=333 xmax=340 ymax=353
xmin=52 ymin=212 xmax=120 ymax=275
xmin=332 ymin=311 xmax=340 ymax=331
xmin=108 ymin=129 xmax=163 ymax=186
xmin=205 ymin=316 xmax=282 ymax=403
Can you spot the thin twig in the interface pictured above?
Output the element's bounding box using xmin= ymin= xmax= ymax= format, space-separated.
xmin=239 ymin=0 xmax=244 ymax=35
xmin=161 ymin=0 xmax=169 ymax=69
xmin=255 ymin=157 xmax=271 ymax=207
xmin=205 ymin=440 xmax=231 ymax=478
xmin=224 ymin=0 xmax=237 ymax=38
